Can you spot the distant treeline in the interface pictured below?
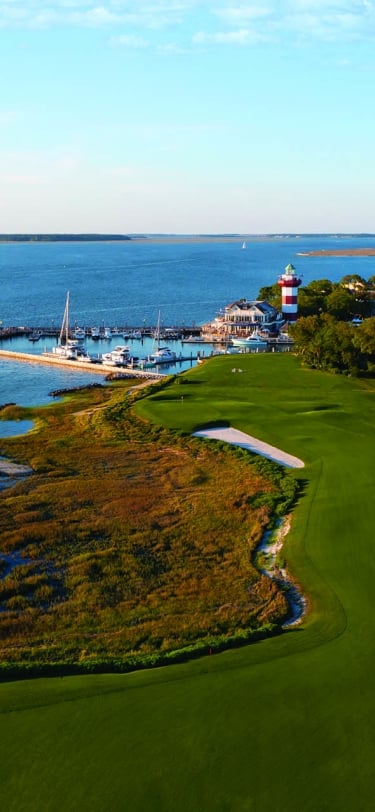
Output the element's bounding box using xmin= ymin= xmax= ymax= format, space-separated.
xmin=0 ymin=234 xmax=131 ymax=242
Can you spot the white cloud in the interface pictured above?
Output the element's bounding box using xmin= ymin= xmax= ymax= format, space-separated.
xmin=0 ymin=1 xmax=197 ymax=29
xmin=281 ymin=5 xmax=371 ymax=41
xmin=213 ymin=1 xmax=375 ymax=42
xmin=0 ymin=0 xmax=374 ymax=42
xmin=193 ymin=28 xmax=265 ymax=44
xmin=214 ymin=4 xmax=273 ymax=23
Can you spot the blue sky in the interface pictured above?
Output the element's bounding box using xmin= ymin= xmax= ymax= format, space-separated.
xmin=1 ymin=1 xmax=375 ymax=233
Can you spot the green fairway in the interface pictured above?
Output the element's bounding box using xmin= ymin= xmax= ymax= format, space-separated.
xmin=1 ymin=354 xmax=374 ymax=811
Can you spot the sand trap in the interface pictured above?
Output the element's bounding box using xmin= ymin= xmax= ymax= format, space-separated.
xmin=0 ymin=458 xmax=33 ymax=476
xmin=193 ymin=427 xmax=304 ymax=468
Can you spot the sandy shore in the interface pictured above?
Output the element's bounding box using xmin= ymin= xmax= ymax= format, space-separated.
xmin=193 ymin=427 xmax=304 ymax=468
xmin=300 ymin=247 xmax=375 ymax=257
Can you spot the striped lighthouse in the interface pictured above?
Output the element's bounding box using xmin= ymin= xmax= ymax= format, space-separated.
xmin=277 ymin=263 xmax=302 ymax=322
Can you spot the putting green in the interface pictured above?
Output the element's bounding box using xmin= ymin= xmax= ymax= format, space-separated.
xmin=0 ymin=354 xmax=374 ymax=811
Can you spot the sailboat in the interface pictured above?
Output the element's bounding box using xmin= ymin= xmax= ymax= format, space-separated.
xmin=147 ymin=310 xmax=177 ymax=365
xmin=242 ymin=240 xmax=247 ymax=250
xmin=52 ymin=291 xmax=79 ymax=359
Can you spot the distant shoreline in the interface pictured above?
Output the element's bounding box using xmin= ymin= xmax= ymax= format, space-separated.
xmin=300 ymin=248 xmax=375 ymax=257
xmin=1 ymin=234 xmax=375 ymax=246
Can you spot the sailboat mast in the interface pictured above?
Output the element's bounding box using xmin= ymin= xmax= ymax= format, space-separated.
xmin=156 ymin=309 xmax=161 ymax=350
xmin=59 ymin=291 xmax=70 ymax=346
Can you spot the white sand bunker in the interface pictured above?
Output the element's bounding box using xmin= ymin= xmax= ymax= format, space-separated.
xmin=193 ymin=427 xmax=304 ymax=469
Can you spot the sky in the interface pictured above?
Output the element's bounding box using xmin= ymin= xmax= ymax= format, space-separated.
xmin=1 ymin=0 xmax=375 ymax=234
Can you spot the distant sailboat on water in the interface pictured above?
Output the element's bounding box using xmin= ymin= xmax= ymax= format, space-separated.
xmin=242 ymin=241 xmax=247 ymax=250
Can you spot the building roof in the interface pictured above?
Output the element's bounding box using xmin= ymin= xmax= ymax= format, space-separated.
xmin=225 ymin=299 xmax=278 ymax=315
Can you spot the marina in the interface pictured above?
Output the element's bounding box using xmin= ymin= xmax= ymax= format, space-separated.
xmin=0 ymin=347 xmax=200 ymax=379
xmin=0 ymin=287 xmax=294 ymax=385
xmin=0 ymin=234 xmax=373 ymax=410
xmin=0 ymin=332 xmax=292 ymax=375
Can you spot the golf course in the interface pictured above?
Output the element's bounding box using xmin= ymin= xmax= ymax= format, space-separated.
xmin=0 ymin=353 xmax=374 ymax=811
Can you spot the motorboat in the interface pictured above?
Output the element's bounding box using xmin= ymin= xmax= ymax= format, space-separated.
xmin=230 ymin=331 xmax=268 ymax=349
xmin=74 ymin=327 xmax=86 ymax=340
xmin=28 ymin=330 xmax=42 ymax=342
xmin=182 ymin=335 xmax=203 ymax=343
xmin=52 ymin=344 xmax=78 ymax=360
xmin=148 ymin=347 xmax=177 ymax=364
xmin=102 ymin=352 xmax=122 ymax=366
xmin=104 ymin=327 xmax=112 ymax=339
xmin=113 ymin=344 xmax=131 ymax=354
xmin=137 ymin=358 xmax=155 ymax=369
xmin=90 ymin=326 xmax=100 ymax=340
xmin=102 ymin=345 xmax=131 ymax=366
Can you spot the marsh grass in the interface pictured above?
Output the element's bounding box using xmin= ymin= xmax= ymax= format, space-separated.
xmin=0 ymin=381 xmax=294 ymax=670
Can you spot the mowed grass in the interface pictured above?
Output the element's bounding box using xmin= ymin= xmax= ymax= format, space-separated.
xmin=1 ymin=354 xmax=374 ymax=811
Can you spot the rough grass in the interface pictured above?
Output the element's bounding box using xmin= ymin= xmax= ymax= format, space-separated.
xmin=0 ymin=355 xmax=374 ymax=811
xmin=0 ymin=382 xmax=292 ymax=670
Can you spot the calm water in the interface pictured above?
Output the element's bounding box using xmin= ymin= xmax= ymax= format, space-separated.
xmin=1 ymin=235 xmax=374 ymax=411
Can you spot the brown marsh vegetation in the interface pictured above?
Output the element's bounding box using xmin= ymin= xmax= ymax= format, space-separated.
xmin=0 ymin=382 xmax=295 ymax=672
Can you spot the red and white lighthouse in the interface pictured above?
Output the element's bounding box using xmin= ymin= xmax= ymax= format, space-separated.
xmin=277 ymin=263 xmax=302 ymax=322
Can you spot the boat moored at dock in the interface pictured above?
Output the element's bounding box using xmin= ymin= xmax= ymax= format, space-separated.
xmin=28 ymin=330 xmax=42 ymax=342
xmin=74 ymin=327 xmax=86 ymax=340
xmin=50 ymin=291 xmax=79 ymax=359
xmin=230 ymin=332 xmax=268 ymax=349
xmin=101 ymin=345 xmax=132 ymax=366
xmin=148 ymin=347 xmax=177 ymax=364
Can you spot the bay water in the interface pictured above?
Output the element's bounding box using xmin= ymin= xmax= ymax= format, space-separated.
xmin=1 ymin=235 xmax=374 ymax=413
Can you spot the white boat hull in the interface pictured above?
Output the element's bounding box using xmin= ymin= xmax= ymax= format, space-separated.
xmin=231 ymin=338 xmax=268 ymax=348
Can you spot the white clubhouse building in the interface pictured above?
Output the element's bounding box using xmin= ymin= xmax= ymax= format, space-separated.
xmin=201 ymin=299 xmax=283 ymax=339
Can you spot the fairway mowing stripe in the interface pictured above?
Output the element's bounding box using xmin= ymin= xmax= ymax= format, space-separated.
xmin=193 ymin=427 xmax=305 ymax=468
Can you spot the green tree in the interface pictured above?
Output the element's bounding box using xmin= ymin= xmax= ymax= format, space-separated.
xmin=257 ymin=283 xmax=281 ymax=309
xmin=297 ymin=279 xmax=334 ymax=317
xmin=353 ymin=317 xmax=375 ymax=364
xmin=290 ymin=314 xmax=362 ymax=373
xmin=326 ymin=287 xmax=355 ymax=320
xmin=328 ymin=320 xmax=362 ymax=373
xmin=289 ymin=315 xmax=325 ymax=366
